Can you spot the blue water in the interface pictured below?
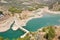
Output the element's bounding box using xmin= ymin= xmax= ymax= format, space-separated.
xmin=0 ymin=21 xmax=25 ymax=40
xmin=24 ymin=13 xmax=60 ymax=31
xmin=0 ymin=13 xmax=60 ymax=39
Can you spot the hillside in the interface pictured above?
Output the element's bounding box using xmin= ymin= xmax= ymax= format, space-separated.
xmin=0 ymin=0 xmax=60 ymax=7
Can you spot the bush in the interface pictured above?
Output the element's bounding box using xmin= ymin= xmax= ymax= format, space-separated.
xmin=8 ymin=7 xmax=22 ymax=15
xmin=44 ymin=26 xmax=55 ymax=40
xmin=28 ymin=7 xmax=35 ymax=11
xmin=58 ymin=8 xmax=60 ymax=11
xmin=0 ymin=11 xmax=3 ymax=15
xmin=42 ymin=28 xmax=46 ymax=32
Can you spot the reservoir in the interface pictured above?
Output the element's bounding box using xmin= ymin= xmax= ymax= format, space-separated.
xmin=0 ymin=13 xmax=60 ymax=40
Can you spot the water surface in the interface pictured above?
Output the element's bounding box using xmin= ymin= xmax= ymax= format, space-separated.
xmin=24 ymin=13 xmax=60 ymax=31
xmin=0 ymin=13 xmax=60 ymax=39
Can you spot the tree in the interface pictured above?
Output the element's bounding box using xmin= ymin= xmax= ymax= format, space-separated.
xmin=44 ymin=26 xmax=55 ymax=40
xmin=49 ymin=27 xmax=55 ymax=40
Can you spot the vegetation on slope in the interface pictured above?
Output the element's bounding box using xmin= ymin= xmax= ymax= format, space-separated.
xmin=44 ymin=26 xmax=55 ymax=40
xmin=8 ymin=7 xmax=22 ymax=15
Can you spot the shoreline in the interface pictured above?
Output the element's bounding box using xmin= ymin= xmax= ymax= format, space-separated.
xmin=0 ymin=6 xmax=60 ymax=38
xmin=11 ymin=12 xmax=43 ymax=38
xmin=0 ymin=6 xmax=60 ymax=32
xmin=0 ymin=17 xmax=14 ymax=32
xmin=43 ymin=7 xmax=60 ymax=14
xmin=22 ymin=15 xmax=43 ymax=26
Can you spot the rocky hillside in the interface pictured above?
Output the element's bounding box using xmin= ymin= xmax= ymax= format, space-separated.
xmin=0 ymin=0 xmax=60 ymax=7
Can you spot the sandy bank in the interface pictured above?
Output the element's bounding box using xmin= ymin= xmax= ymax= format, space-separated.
xmin=0 ymin=17 xmax=14 ymax=32
xmin=43 ymin=7 xmax=60 ymax=14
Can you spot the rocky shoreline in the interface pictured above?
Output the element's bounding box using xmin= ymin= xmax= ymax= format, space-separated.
xmin=0 ymin=7 xmax=60 ymax=38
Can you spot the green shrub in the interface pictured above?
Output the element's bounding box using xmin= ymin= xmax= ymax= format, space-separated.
xmin=0 ymin=36 xmax=4 ymax=40
xmin=44 ymin=26 xmax=55 ymax=40
xmin=8 ymin=7 xmax=22 ymax=15
xmin=0 ymin=11 xmax=3 ymax=15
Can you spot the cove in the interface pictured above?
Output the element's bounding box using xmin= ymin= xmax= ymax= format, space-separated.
xmin=24 ymin=13 xmax=60 ymax=31
xmin=0 ymin=21 xmax=25 ymax=40
xmin=0 ymin=13 xmax=60 ymax=40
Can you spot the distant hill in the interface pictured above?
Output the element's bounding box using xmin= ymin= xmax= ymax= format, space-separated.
xmin=0 ymin=0 xmax=60 ymax=8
